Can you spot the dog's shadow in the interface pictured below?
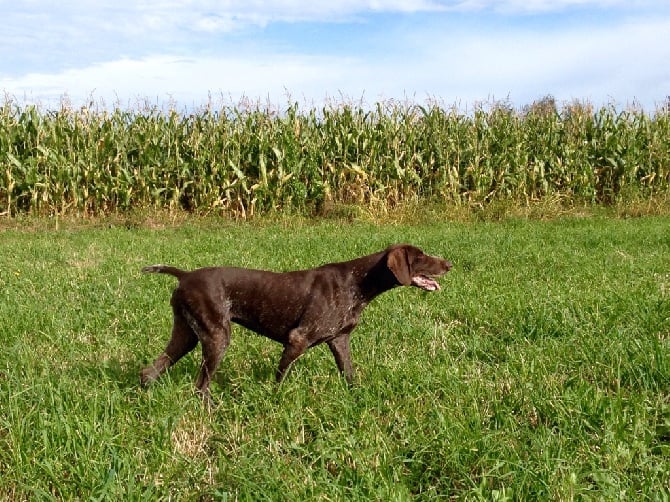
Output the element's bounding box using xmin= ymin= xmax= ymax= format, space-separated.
xmin=75 ymin=357 xmax=142 ymax=391
xmin=72 ymin=345 xmax=281 ymax=403
xmin=211 ymin=356 xmax=277 ymax=393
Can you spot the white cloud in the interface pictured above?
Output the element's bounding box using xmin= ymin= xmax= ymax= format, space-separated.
xmin=1 ymin=1 xmax=668 ymax=110
xmin=2 ymin=54 xmax=365 ymax=108
xmin=404 ymin=14 xmax=670 ymax=108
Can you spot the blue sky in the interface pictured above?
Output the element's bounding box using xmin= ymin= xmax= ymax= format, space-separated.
xmin=1 ymin=1 xmax=669 ymax=111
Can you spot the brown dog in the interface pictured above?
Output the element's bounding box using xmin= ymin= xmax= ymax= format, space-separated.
xmin=141 ymin=244 xmax=451 ymax=399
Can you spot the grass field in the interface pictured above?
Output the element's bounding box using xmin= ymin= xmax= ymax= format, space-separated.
xmin=0 ymin=215 xmax=668 ymax=500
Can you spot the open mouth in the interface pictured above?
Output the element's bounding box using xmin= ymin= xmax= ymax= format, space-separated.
xmin=411 ymin=275 xmax=441 ymax=291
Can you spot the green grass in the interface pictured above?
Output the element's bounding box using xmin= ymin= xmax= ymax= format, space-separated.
xmin=0 ymin=216 xmax=668 ymax=500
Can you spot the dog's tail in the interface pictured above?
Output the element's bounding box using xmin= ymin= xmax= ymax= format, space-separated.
xmin=142 ymin=264 xmax=188 ymax=280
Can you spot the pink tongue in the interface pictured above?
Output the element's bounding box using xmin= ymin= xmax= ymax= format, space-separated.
xmin=411 ymin=275 xmax=440 ymax=291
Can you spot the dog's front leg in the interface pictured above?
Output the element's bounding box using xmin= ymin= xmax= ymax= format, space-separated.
xmin=327 ymin=333 xmax=354 ymax=384
xmin=276 ymin=328 xmax=310 ymax=382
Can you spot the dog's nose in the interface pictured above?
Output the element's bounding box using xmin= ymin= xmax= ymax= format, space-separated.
xmin=444 ymin=260 xmax=453 ymax=272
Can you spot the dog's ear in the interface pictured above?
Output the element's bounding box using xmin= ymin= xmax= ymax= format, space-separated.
xmin=386 ymin=246 xmax=412 ymax=285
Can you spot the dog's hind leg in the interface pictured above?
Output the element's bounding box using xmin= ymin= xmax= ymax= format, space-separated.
xmin=194 ymin=320 xmax=231 ymax=401
xmin=140 ymin=310 xmax=198 ymax=386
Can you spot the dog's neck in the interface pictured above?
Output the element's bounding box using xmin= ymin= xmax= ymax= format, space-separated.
xmin=351 ymin=251 xmax=399 ymax=302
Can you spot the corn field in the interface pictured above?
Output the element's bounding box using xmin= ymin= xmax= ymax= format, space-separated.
xmin=1 ymin=97 xmax=669 ymax=216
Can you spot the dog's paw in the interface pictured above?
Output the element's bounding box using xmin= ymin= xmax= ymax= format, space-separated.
xmin=140 ymin=366 xmax=160 ymax=386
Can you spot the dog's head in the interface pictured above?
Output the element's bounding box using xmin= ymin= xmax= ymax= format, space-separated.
xmin=386 ymin=244 xmax=452 ymax=291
